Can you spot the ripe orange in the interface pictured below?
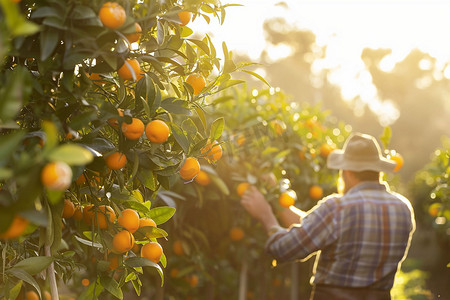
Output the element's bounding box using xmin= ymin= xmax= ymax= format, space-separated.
xmin=73 ymin=206 xmax=83 ymax=221
xmin=278 ymin=191 xmax=296 ymax=208
xmin=81 ymin=278 xmax=90 ymax=287
xmin=62 ymin=199 xmax=75 ymax=218
xmin=177 ymin=11 xmax=192 ymax=26
xmin=83 ymin=204 xmax=95 ymax=225
xmin=139 ymin=217 xmax=157 ymax=228
xmin=105 ymin=152 xmax=127 ymax=170
xmin=194 ymin=170 xmax=211 ymax=186
xmin=41 ymin=161 xmax=73 ymax=191
xmin=186 ymin=73 xmax=206 ymax=95
xmin=187 ymin=274 xmax=199 ymax=287
xmin=320 ymin=143 xmax=335 ymax=158
xmin=201 ymin=141 xmax=222 ymax=162
xmin=389 ymin=153 xmax=404 ymax=172
xmin=25 ymin=291 xmax=39 ymax=300
xmin=145 ymin=120 xmax=170 ymax=143
xmin=99 ymin=2 xmax=126 ymax=29
xmin=126 ymin=22 xmax=142 ymax=43
xmin=108 ymin=108 xmax=124 ymax=129
xmin=121 ymin=117 xmax=144 ymax=140
xmin=0 ymin=215 xmax=29 ymax=240
xmin=118 ymin=208 xmax=140 ymax=233
xmin=141 ymin=242 xmax=163 ymax=263
xmin=132 ymin=242 xmax=141 ymax=254
xmin=229 ymin=227 xmax=245 ymax=241
xmin=107 ymin=254 xmax=120 ymax=271
xmin=236 ymin=134 xmax=246 ymax=146
xmin=44 ymin=291 xmax=51 ymax=300
xmin=179 ymin=157 xmax=200 ymax=180
xmin=117 ymin=58 xmax=141 ymax=81
xmin=172 ymin=240 xmax=184 ymax=256
xmin=309 ymin=185 xmax=323 ymax=200
xmin=113 ymin=230 xmax=135 ymax=253
xmin=236 ymin=182 xmax=250 ymax=197
xmin=94 ymin=205 xmax=116 ymax=229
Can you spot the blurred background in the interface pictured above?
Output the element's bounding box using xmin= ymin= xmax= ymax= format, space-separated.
xmin=190 ymin=0 xmax=450 ymax=298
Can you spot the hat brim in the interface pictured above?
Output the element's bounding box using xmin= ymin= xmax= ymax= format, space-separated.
xmin=327 ymin=150 xmax=397 ymax=173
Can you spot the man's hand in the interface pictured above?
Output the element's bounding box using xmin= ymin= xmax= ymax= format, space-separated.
xmin=240 ymin=186 xmax=280 ymax=232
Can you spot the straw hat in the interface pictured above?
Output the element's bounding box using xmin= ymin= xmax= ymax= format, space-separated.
xmin=327 ymin=133 xmax=396 ymax=173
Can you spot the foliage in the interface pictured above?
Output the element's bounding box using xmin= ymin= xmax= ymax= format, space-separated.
xmin=0 ymin=0 xmax=252 ymax=298
xmin=159 ymin=85 xmax=351 ymax=298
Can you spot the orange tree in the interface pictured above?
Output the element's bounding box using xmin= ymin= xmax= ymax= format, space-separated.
xmin=411 ymin=137 xmax=450 ymax=266
xmin=0 ymin=0 xmax=254 ymax=299
xmin=160 ymin=85 xmax=353 ymax=299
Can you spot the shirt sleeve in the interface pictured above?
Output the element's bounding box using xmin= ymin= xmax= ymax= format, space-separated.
xmin=265 ymin=197 xmax=338 ymax=264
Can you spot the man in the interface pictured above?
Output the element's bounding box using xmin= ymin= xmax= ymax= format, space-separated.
xmin=240 ymin=133 xmax=415 ymax=300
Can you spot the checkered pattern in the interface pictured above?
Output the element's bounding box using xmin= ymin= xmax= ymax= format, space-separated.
xmin=265 ymin=182 xmax=415 ymax=289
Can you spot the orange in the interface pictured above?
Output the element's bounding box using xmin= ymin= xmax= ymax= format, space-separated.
xmin=99 ymin=2 xmax=126 ymax=29
xmin=309 ymin=185 xmax=323 ymax=200
xmin=25 ymin=291 xmax=39 ymax=300
xmin=118 ymin=208 xmax=140 ymax=233
xmin=145 ymin=120 xmax=170 ymax=144
xmin=270 ymin=120 xmax=286 ymax=135
xmin=105 ymin=152 xmax=127 ymax=170
xmin=139 ymin=217 xmax=157 ymax=228
xmin=81 ymin=278 xmax=90 ymax=287
xmin=236 ymin=182 xmax=250 ymax=197
xmin=83 ymin=204 xmax=95 ymax=225
xmin=389 ymin=153 xmax=404 ymax=172
xmin=87 ymin=72 xmax=106 ymax=85
xmin=186 ymin=73 xmax=206 ymax=95
xmin=44 ymin=291 xmax=51 ymax=300
xmin=172 ymin=240 xmax=184 ymax=256
xmin=126 ymin=22 xmax=142 ymax=43
xmin=194 ymin=170 xmax=211 ymax=186
xmin=428 ymin=203 xmax=441 ymax=217
xmin=179 ymin=157 xmax=200 ymax=180
xmin=108 ymin=108 xmax=124 ymax=129
xmin=117 ymin=58 xmax=141 ymax=81
xmin=140 ymin=242 xmax=163 ymax=263
xmin=131 ymin=242 xmax=141 ymax=254
xmin=0 ymin=215 xmax=29 ymax=240
xmin=94 ymin=205 xmax=116 ymax=229
xmin=229 ymin=227 xmax=245 ymax=241
xmin=201 ymin=141 xmax=222 ymax=162
xmin=62 ymin=199 xmax=75 ymax=218
xmin=187 ymin=274 xmax=199 ymax=287
xmin=320 ymin=143 xmax=335 ymax=158
xmin=121 ymin=117 xmax=144 ymax=140
xmin=73 ymin=206 xmax=83 ymax=221
xmin=41 ymin=161 xmax=73 ymax=191
xmin=113 ymin=230 xmax=135 ymax=253
xmin=278 ymin=191 xmax=296 ymax=208
xmin=177 ymin=11 xmax=192 ymax=26
xmin=170 ymin=268 xmax=179 ymax=278
xmin=107 ymin=254 xmax=120 ymax=271
xmin=236 ymin=134 xmax=246 ymax=146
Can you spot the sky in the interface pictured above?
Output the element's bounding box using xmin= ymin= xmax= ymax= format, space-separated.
xmin=190 ymin=0 xmax=450 ymax=125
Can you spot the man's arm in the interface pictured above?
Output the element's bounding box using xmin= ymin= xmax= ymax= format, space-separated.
xmin=278 ymin=206 xmax=306 ymax=227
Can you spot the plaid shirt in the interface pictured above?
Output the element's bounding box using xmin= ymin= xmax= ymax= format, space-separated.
xmin=265 ymin=181 xmax=415 ymax=289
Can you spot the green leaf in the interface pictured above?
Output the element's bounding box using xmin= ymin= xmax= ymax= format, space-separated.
xmin=12 ymin=256 xmax=54 ymax=275
xmin=40 ymin=27 xmax=59 ymax=61
xmin=6 ymin=268 xmax=41 ymax=299
xmin=47 ymin=144 xmax=94 ymax=166
xmin=0 ymin=131 xmax=25 ymax=167
xmin=138 ymin=169 xmax=157 ymax=191
xmin=9 ymin=280 xmax=23 ymax=300
xmin=149 ymin=206 xmax=176 ymax=225
xmin=170 ymin=124 xmax=190 ymax=153
xmin=0 ymin=66 xmax=32 ymax=124
xmin=210 ymin=173 xmax=230 ymax=195
xmin=78 ymin=280 xmax=104 ymax=300
xmin=380 ymin=126 xmax=392 ymax=150
xmin=46 ymin=189 xmax=64 ymax=205
xmin=187 ymin=39 xmax=210 ymax=56
xmin=124 ymin=257 xmax=164 ymax=286
xmin=160 ymin=98 xmax=191 ymax=115
xmin=100 ymin=276 xmax=123 ymax=300
xmin=209 ymin=117 xmax=225 ymax=141
xmin=74 ymin=235 xmax=103 ymax=248
xmin=241 ymin=70 xmax=271 ymax=87
xmin=180 ymin=26 xmax=193 ymax=38
xmin=70 ymin=5 xmax=97 ymax=20
xmin=222 ymin=42 xmax=236 ymax=73
xmin=31 ymin=7 xmax=60 ymax=19
xmin=217 ymin=79 xmax=244 ymax=92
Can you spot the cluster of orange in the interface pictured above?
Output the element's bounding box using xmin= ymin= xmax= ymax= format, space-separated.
xmin=61 ymin=199 xmax=163 ymax=267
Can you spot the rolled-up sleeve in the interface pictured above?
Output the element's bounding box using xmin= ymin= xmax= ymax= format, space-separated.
xmin=265 ymin=198 xmax=338 ymax=264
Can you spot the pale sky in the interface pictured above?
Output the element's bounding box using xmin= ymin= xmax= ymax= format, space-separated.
xmin=190 ymin=0 xmax=450 ymax=125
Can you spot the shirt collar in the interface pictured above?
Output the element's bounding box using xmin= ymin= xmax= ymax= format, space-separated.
xmin=346 ymin=181 xmax=389 ymax=195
